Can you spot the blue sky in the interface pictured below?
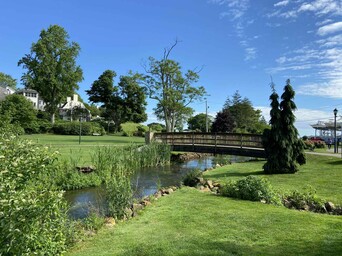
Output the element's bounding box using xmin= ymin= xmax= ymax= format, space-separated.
xmin=1 ymin=0 xmax=341 ymax=135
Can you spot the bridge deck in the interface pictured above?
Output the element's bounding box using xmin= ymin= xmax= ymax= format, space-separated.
xmin=149 ymin=132 xmax=266 ymax=158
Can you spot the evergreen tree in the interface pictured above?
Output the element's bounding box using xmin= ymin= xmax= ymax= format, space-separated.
xmin=262 ymin=79 xmax=306 ymax=174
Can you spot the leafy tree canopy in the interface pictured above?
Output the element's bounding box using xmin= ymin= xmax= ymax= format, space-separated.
xmin=188 ymin=113 xmax=213 ymax=132
xmin=211 ymin=109 xmax=235 ymax=133
xmin=18 ymin=24 xmax=83 ymax=124
xmin=0 ymin=72 xmax=17 ymax=89
xmin=143 ymin=41 xmax=206 ymax=132
xmin=0 ymin=94 xmax=37 ymax=132
xmin=223 ymin=91 xmax=268 ymax=134
xmin=86 ymin=70 xmax=147 ymax=131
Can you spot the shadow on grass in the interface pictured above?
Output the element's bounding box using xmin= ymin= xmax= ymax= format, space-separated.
xmin=327 ymin=160 xmax=342 ymax=165
xmin=205 ymin=170 xmax=264 ymax=179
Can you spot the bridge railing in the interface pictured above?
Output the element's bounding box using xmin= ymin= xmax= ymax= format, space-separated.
xmin=151 ymin=132 xmax=263 ymax=149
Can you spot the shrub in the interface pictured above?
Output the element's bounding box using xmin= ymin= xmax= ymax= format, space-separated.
xmin=0 ymin=131 xmax=71 ymax=255
xmin=134 ymin=124 xmax=148 ymax=137
xmin=303 ymin=140 xmax=315 ymax=150
xmin=52 ymin=121 xmax=105 ymax=135
xmin=220 ymin=176 xmax=281 ymax=205
xmin=182 ymin=169 xmax=203 ymax=187
xmin=37 ymin=119 xmax=53 ymax=133
xmin=313 ymin=140 xmax=326 ymax=149
xmin=121 ymin=122 xmax=148 ymax=137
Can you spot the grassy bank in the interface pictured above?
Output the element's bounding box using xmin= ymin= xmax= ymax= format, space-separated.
xmin=22 ymin=134 xmax=145 ymax=165
xmin=203 ymin=154 xmax=342 ymax=204
xmin=67 ymin=155 xmax=342 ymax=255
xmin=67 ymin=187 xmax=342 ymax=256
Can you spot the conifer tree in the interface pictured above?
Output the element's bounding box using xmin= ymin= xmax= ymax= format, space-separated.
xmin=262 ymin=79 xmax=305 ymax=174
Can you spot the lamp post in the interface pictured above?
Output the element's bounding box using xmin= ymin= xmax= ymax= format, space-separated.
xmin=334 ymin=108 xmax=338 ymax=153
xmin=79 ymin=113 xmax=83 ymax=145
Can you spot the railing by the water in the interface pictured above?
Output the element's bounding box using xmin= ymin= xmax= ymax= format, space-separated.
xmin=150 ymin=132 xmax=264 ymax=149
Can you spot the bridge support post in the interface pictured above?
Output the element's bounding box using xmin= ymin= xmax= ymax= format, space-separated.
xmin=145 ymin=131 xmax=154 ymax=144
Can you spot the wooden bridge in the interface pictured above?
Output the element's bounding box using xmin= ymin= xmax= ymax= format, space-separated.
xmin=147 ymin=132 xmax=266 ymax=158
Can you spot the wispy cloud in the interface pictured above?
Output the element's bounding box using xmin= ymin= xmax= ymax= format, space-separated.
xmin=317 ymin=21 xmax=342 ymax=36
xmin=266 ymin=0 xmax=342 ymax=100
xmin=269 ymin=0 xmax=342 ymax=19
xmin=210 ymin=0 xmax=258 ymax=62
xmin=274 ymin=0 xmax=289 ymax=7
xmin=244 ymin=47 xmax=257 ymax=61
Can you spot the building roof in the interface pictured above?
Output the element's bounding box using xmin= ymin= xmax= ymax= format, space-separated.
xmin=16 ymin=88 xmax=38 ymax=94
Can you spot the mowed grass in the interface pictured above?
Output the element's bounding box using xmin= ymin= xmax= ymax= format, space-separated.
xmin=21 ymin=134 xmax=145 ymax=165
xmin=67 ymin=187 xmax=342 ymax=256
xmin=203 ymin=154 xmax=342 ymax=204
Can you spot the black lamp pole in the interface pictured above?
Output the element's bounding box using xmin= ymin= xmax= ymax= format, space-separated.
xmin=79 ymin=114 xmax=83 ymax=145
xmin=334 ymin=108 xmax=338 ymax=153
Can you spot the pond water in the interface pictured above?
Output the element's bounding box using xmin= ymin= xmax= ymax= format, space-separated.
xmin=65 ymin=155 xmax=249 ymax=219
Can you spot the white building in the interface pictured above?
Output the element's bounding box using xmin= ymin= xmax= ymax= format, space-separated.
xmin=59 ymin=94 xmax=90 ymax=121
xmin=0 ymin=86 xmax=15 ymax=101
xmin=16 ymin=88 xmax=45 ymax=110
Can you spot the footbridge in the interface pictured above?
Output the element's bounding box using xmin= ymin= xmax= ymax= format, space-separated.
xmin=147 ymin=132 xmax=266 ymax=158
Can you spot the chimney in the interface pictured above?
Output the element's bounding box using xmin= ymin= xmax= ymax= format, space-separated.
xmin=66 ymin=97 xmax=71 ymax=102
xmin=73 ymin=94 xmax=78 ymax=102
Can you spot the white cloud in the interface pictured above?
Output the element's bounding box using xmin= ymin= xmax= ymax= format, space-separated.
xmin=317 ymin=34 xmax=342 ymax=47
xmin=316 ymin=19 xmax=333 ymax=26
xmin=298 ymin=0 xmax=342 ymax=16
xmin=269 ymin=0 xmax=342 ymax=19
xmin=255 ymin=106 xmax=334 ymax=135
xmin=274 ymin=0 xmax=289 ymax=7
xmin=298 ymin=79 xmax=342 ymax=98
xmin=317 ymin=21 xmax=342 ymax=36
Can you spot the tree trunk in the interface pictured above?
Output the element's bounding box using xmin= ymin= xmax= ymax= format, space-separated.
xmin=51 ymin=113 xmax=55 ymax=124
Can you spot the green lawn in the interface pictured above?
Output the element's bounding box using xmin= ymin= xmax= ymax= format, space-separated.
xmin=21 ymin=134 xmax=145 ymax=165
xmin=67 ymin=155 xmax=342 ymax=256
xmin=67 ymin=187 xmax=342 ymax=256
xmin=204 ymin=154 xmax=342 ymax=204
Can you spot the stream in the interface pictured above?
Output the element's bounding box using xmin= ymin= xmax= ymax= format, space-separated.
xmin=65 ymin=155 xmax=250 ymax=219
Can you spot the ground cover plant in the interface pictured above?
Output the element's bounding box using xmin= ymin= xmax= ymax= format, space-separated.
xmin=67 ymin=187 xmax=342 ymax=256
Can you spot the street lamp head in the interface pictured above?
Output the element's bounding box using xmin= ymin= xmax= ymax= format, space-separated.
xmin=334 ymin=108 xmax=338 ymax=116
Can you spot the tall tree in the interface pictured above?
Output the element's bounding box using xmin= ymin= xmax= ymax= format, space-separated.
xmin=211 ymin=109 xmax=235 ymax=133
xmin=118 ymin=73 xmax=147 ymax=123
xmin=18 ymin=25 xmax=83 ymax=123
xmin=0 ymin=72 xmax=17 ymax=89
xmin=262 ymin=80 xmax=306 ymax=174
xmin=86 ymin=70 xmax=147 ymax=131
xmin=143 ymin=41 xmax=206 ymax=132
xmin=188 ymin=113 xmax=213 ymax=132
xmin=224 ymin=91 xmax=266 ymax=133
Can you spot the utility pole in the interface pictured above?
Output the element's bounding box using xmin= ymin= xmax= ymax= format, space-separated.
xmin=205 ymin=100 xmax=209 ymax=133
